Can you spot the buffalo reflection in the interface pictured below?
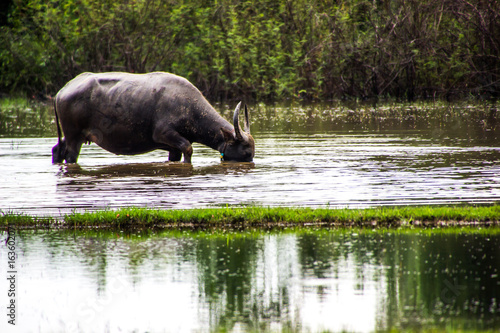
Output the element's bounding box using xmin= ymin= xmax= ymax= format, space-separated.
xmin=57 ymin=161 xmax=255 ymax=179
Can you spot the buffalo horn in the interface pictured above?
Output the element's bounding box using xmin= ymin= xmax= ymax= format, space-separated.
xmin=233 ymin=101 xmax=243 ymax=141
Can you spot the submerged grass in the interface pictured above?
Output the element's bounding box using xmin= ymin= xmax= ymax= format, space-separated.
xmin=2 ymin=205 xmax=500 ymax=230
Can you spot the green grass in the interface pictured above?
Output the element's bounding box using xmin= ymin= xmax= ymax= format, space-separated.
xmin=2 ymin=205 xmax=500 ymax=230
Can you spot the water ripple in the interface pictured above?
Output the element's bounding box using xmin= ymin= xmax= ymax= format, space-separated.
xmin=1 ymin=132 xmax=499 ymax=216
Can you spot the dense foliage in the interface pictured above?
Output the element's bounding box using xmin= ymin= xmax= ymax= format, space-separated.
xmin=0 ymin=0 xmax=499 ymax=101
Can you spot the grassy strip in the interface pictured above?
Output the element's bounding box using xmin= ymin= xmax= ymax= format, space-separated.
xmin=2 ymin=205 xmax=500 ymax=230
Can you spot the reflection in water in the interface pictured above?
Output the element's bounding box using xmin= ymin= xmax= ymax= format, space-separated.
xmin=2 ymin=229 xmax=498 ymax=332
xmin=59 ymin=161 xmax=255 ymax=178
xmin=53 ymin=159 xmax=256 ymax=212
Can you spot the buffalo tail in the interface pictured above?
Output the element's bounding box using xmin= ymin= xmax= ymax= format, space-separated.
xmin=54 ymin=98 xmax=62 ymax=146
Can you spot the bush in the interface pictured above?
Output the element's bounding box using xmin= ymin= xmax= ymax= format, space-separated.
xmin=0 ymin=0 xmax=499 ymax=101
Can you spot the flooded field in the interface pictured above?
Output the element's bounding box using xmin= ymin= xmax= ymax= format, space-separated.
xmin=1 ymin=102 xmax=500 ymax=215
xmin=0 ymin=228 xmax=499 ymax=332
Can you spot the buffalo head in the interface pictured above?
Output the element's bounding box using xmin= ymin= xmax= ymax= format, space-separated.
xmin=220 ymin=102 xmax=255 ymax=162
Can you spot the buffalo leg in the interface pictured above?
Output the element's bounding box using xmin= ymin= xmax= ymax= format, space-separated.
xmin=168 ymin=150 xmax=182 ymax=162
xmin=64 ymin=136 xmax=83 ymax=163
xmin=182 ymin=146 xmax=193 ymax=163
xmin=153 ymin=129 xmax=193 ymax=163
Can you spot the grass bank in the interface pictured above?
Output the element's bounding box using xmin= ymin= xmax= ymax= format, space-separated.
xmin=2 ymin=205 xmax=500 ymax=230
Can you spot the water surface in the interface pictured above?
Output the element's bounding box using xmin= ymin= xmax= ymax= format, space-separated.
xmin=1 ymin=128 xmax=499 ymax=215
xmin=1 ymin=102 xmax=500 ymax=215
xmin=1 ymin=102 xmax=500 ymax=333
xmin=0 ymin=228 xmax=498 ymax=332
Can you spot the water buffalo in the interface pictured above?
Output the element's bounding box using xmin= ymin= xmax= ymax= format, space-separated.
xmin=52 ymin=72 xmax=254 ymax=164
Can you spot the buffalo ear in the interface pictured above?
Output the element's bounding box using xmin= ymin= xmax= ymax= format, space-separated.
xmin=220 ymin=128 xmax=235 ymax=142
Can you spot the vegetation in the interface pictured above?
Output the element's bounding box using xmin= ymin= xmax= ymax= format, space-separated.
xmin=0 ymin=95 xmax=55 ymax=136
xmin=0 ymin=0 xmax=499 ymax=101
xmin=2 ymin=205 xmax=500 ymax=230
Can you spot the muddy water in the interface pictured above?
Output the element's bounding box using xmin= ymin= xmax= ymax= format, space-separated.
xmin=0 ymin=129 xmax=499 ymax=215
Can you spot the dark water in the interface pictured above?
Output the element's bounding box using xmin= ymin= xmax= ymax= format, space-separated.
xmin=0 ymin=228 xmax=498 ymax=332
